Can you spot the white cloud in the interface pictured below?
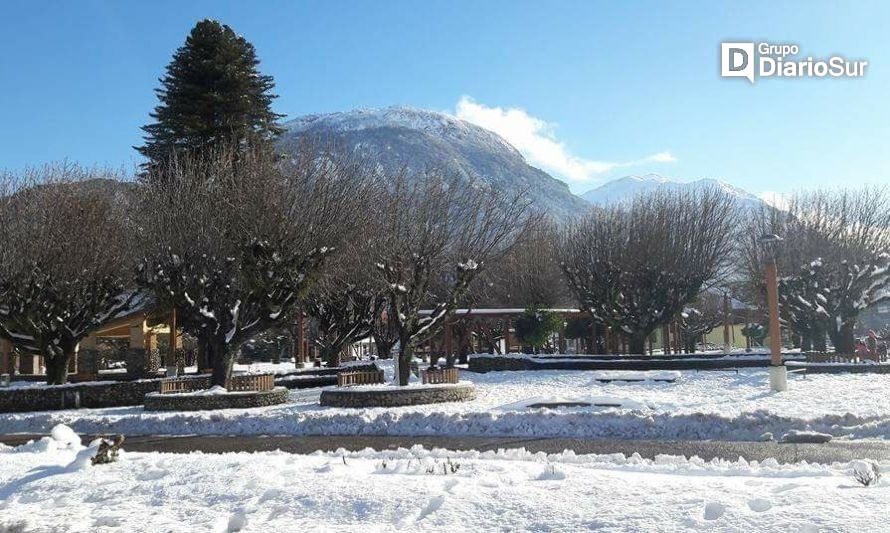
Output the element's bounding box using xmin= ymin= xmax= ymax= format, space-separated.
xmin=453 ymin=96 xmax=676 ymax=183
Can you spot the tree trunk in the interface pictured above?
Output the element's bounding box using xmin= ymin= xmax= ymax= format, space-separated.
xmin=374 ymin=338 xmax=393 ymax=359
xmin=209 ymin=338 xmax=233 ymax=388
xmin=321 ymin=344 xmax=341 ymax=368
xmin=832 ymin=323 xmax=856 ymax=355
xmin=45 ymin=353 xmax=71 ymax=385
xmin=812 ymin=327 xmax=827 ymax=352
xmin=800 ymin=330 xmax=812 ymax=352
xmin=397 ymin=341 xmax=412 ymax=386
xmin=628 ymin=332 xmax=648 ymax=356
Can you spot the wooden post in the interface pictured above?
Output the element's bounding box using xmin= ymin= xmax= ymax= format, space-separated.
xmin=168 ymin=307 xmax=177 ymax=370
xmin=766 ymin=261 xmax=782 ymax=367
xmin=723 ymin=293 xmax=732 ymax=354
xmin=295 ymin=310 xmax=305 ymax=367
xmin=589 ymin=322 xmax=597 ymax=355
xmin=661 ymin=324 xmax=670 ymax=355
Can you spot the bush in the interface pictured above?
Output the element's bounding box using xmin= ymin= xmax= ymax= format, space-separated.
xmin=514 ymin=308 xmax=562 ymax=353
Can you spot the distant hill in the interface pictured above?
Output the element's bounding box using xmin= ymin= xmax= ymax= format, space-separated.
xmin=278 ymin=106 xmax=592 ymax=221
xmin=580 ymin=174 xmax=766 ymax=211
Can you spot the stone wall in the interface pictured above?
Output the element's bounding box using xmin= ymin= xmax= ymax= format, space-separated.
xmin=144 ymin=387 xmax=288 ymax=411
xmin=320 ymin=383 xmax=476 ymax=408
xmin=0 ymin=379 xmax=163 ymax=413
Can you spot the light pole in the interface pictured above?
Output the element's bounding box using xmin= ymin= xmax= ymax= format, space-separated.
xmin=760 ymin=233 xmax=786 ymax=392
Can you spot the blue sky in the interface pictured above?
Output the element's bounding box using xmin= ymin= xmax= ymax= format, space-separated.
xmin=1 ymin=1 xmax=887 ymax=197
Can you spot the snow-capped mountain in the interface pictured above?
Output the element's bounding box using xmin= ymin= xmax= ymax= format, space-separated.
xmin=580 ymin=174 xmax=766 ymax=211
xmin=279 ymin=106 xmax=592 ymax=220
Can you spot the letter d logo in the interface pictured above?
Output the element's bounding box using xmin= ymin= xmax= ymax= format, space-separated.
xmin=721 ymin=42 xmax=755 ymax=83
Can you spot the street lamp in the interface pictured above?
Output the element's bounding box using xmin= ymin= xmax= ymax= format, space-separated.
xmin=759 ymin=233 xmax=786 ymax=392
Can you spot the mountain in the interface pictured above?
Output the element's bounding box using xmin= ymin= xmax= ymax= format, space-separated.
xmin=278 ymin=106 xmax=592 ymax=221
xmin=580 ymin=174 xmax=766 ymax=211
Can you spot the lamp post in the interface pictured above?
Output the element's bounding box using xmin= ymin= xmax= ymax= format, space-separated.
xmin=760 ymin=233 xmax=786 ymax=392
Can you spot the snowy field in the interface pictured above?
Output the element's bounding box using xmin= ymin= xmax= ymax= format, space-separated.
xmin=5 ymin=365 xmax=890 ymax=441
xmin=1 ymin=427 xmax=888 ymax=532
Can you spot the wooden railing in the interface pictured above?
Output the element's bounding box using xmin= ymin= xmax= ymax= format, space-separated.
xmin=421 ymin=367 xmax=459 ymax=385
xmin=805 ymin=353 xmax=889 ymax=364
xmin=227 ymin=374 xmax=275 ymax=392
xmin=159 ymin=373 xmax=275 ymax=394
xmin=337 ymin=369 xmax=385 ymax=387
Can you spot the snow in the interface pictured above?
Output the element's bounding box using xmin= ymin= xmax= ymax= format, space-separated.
xmin=1 ymin=428 xmax=889 ymax=532
xmin=8 ymin=365 xmax=890 ymax=440
xmin=589 ymin=370 xmax=682 ymax=382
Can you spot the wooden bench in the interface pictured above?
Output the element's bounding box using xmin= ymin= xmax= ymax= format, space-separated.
xmin=337 ymin=369 xmax=385 ymax=387
xmin=421 ymin=367 xmax=459 ymax=385
xmin=159 ymin=373 xmax=275 ymax=394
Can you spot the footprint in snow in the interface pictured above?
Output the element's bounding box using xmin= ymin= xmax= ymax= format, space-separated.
xmin=747 ymin=498 xmax=772 ymax=512
xmin=417 ymin=495 xmax=446 ymax=521
xmin=703 ymin=502 xmax=726 ymax=521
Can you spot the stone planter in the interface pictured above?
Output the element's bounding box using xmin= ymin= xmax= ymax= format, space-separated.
xmin=319 ymin=382 xmax=476 ymax=408
xmin=144 ymin=387 xmax=288 ymax=411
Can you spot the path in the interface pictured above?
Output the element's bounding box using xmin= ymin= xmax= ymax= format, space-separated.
xmin=3 ymin=434 xmax=890 ymax=464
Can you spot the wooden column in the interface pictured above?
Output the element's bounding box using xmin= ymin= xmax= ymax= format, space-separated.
xmin=0 ymin=339 xmax=11 ymax=375
xmin=589 ymin=322 xmax=597 ymax=355
xmin=765 ymin=261 xmax=783 ymax=366
xmin=167 ymin=308 xmax=177 ymax=368
xmin=662 ymin=324 xmax=670 ymax=355
xmin=504 ymin=319 xmax=513 ymax=354
xmin=723 ymin=293 xmax=732 ymax=354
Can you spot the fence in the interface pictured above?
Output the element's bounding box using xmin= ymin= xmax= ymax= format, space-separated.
xmin=421 ymin=367 xmax=460 ymax=385
xmin=159 ymin=373 xmax=275 ymax=394
xmin=805 ymin=353 xmax=890 ymax=364
xmin=337 ymin=369 xmax=385 ymax=387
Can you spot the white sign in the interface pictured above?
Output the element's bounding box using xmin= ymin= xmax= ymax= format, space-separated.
xmin=721 ymin=42 xmax=867 ymax=84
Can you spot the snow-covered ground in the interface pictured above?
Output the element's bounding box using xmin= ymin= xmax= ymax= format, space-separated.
xmin=5 ymin=364 xmax=890 ymax=440
xmin=1 ymin=426 xmax=887 ymax=532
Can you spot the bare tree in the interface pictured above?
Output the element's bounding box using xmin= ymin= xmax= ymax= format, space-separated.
xmin=303 ymin=232 xmax=387 ymax=367
xmin=136 ymin=144 xmax=363 ymax=386
xmin=743 ymin=188 xmax=890 ymax=354
xmin=375 ymin=171 xmax=531 ymax=385
xmin=0 ymin=165 xmax=138 ymax=384
xmin=560 ymin=188 xmax=737 ymax=354
xmin=678 ymin=292 xmax=727 ymax=353
xmin=484 ymin=217 xmax=570 ymax=308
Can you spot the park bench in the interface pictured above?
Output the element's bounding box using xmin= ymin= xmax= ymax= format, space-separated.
xmin=337 ymin=369 xmax=385 ymax=387
xmin=421 ymin=367 xmax=460 ymax=385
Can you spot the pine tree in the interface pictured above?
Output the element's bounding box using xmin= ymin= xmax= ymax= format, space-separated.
xmin=136 ymin=19 xmax=283 ymax=172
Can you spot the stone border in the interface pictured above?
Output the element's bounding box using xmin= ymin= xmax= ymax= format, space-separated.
xmin=320 ymin=382 xmax=476 ymax=408
xmin=0 ymin=379 xmax=163 ymax=413
xmin=467 ymin=354 xmax=806 ymax=373
xmin=144 ymin=387 xmax=288 ymax=411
